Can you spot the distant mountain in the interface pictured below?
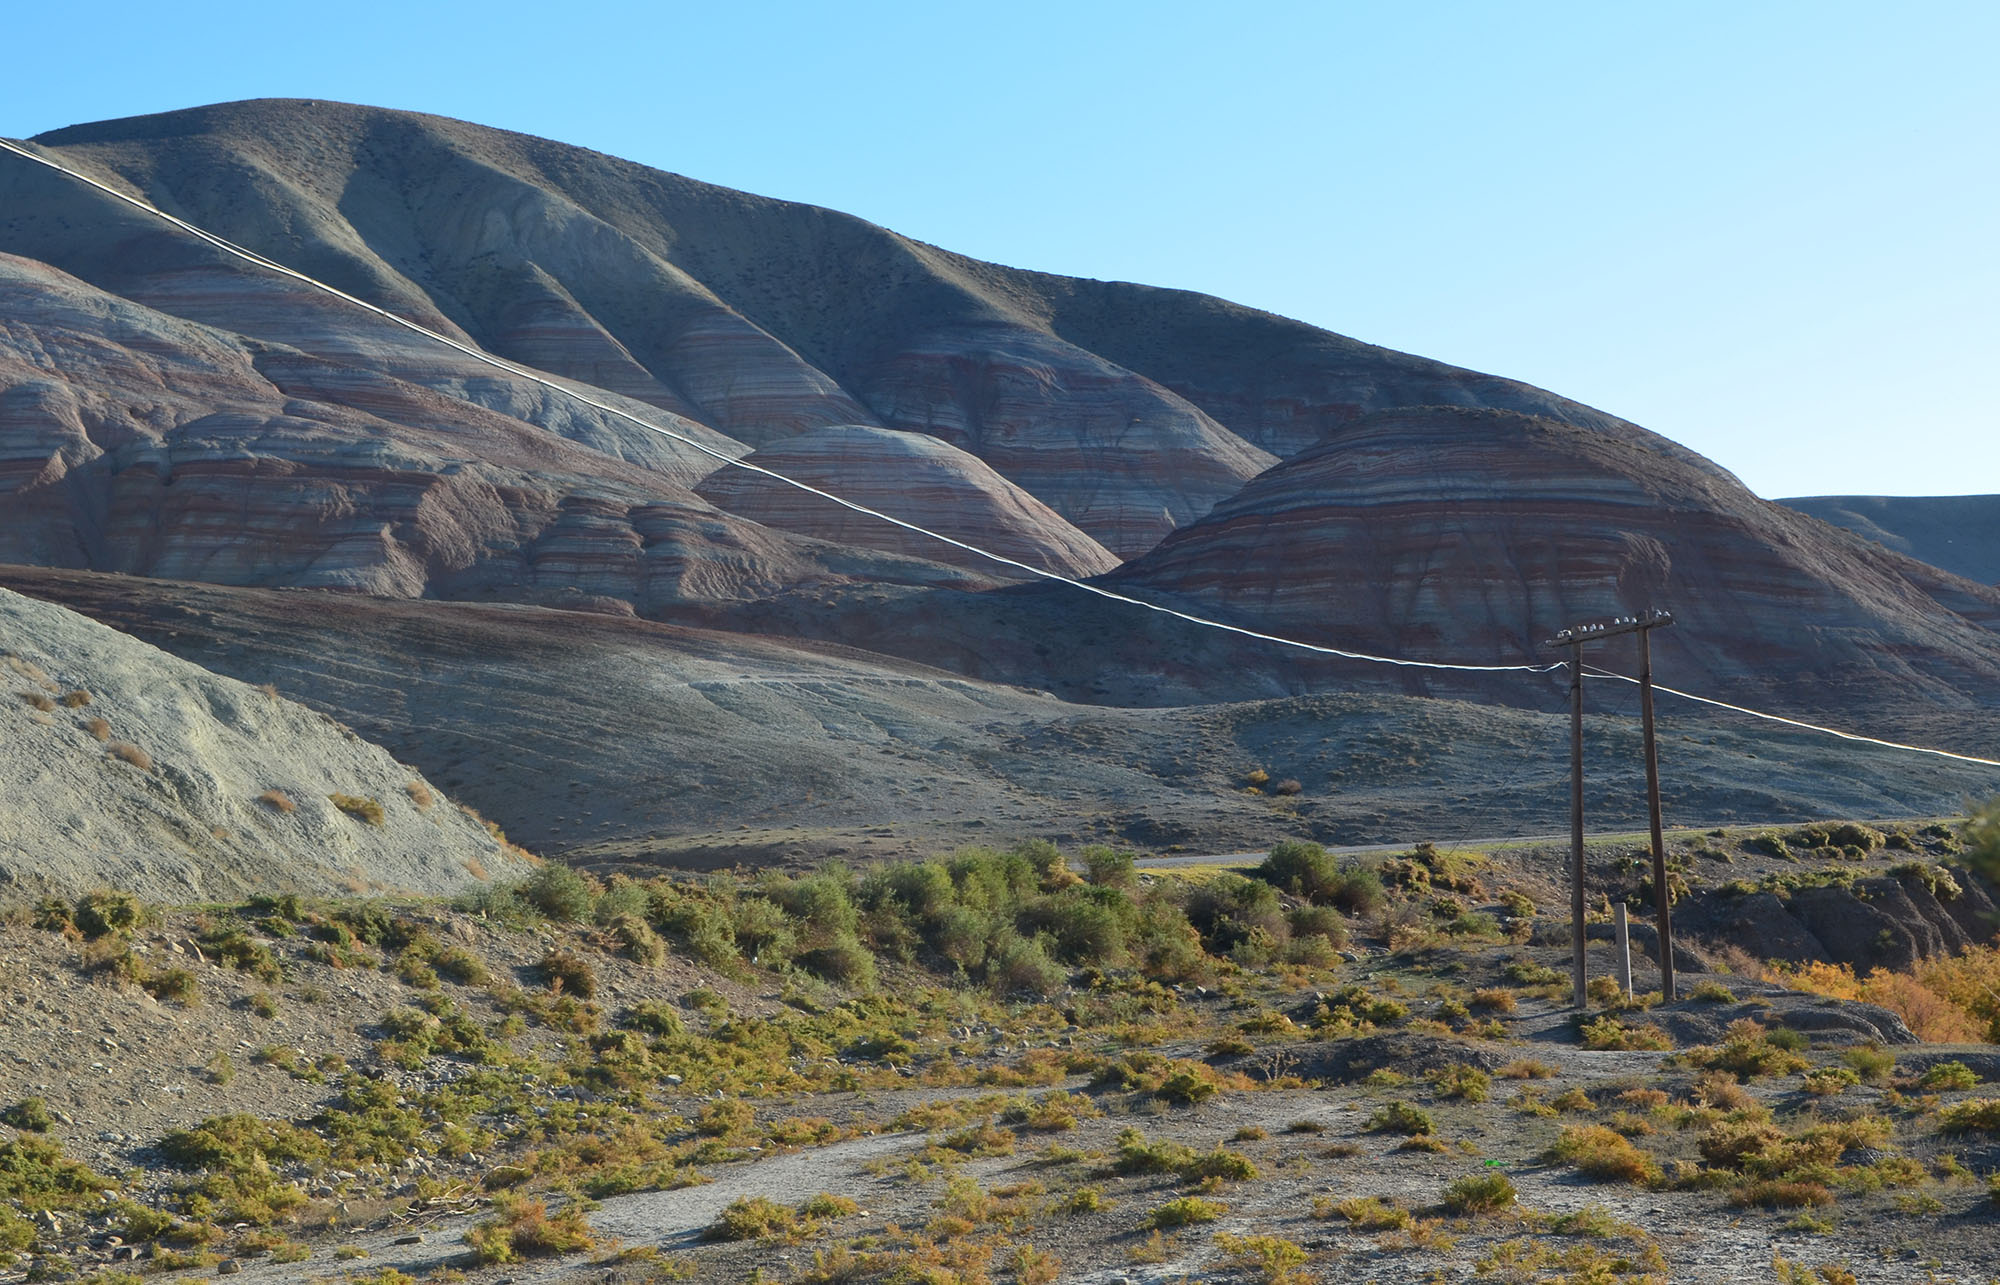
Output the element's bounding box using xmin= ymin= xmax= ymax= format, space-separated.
xmin=0 ymin=97 xmax=1995 ymax=836
xmin=1779 ymin=495 xmax=2000 ymax=588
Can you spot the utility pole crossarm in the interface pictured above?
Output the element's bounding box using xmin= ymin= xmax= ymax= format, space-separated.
xmin=1544 ymin=610 xmax=1673 ymax=650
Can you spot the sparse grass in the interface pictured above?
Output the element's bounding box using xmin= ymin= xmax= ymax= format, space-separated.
xmin=1366 ymin=1102 xmax=1436 ymax=1136
xmin=405 ymin=780 xmax=434 ymax=810
xmin=258 ymin=789 xmax=296 ymax=813
xmin=1498 ymin=1058 xmax=1557 ymax=1080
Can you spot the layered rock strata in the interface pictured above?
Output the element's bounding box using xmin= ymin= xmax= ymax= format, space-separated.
xmin=695 ymin=425 xmax=1120 ymax=578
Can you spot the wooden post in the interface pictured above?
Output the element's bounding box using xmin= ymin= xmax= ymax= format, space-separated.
xmin=1639 ymin=625 xmax=1676 ymax=1000
xmin=1569 ymin=641 xmax=1587 ymax=1011
xmin=1613 ymin=901 xmax=1632 ymax=996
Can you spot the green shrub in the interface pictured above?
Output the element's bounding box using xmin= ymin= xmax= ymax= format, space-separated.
xmin=466 ymin=1193 xmax=597 ymax=1261
xmin=328 ymin=793 xmax=386 ymax=826
xmin=1442 ymin=1172 xmax=1517 ymax=1214
xmin=986 ymin=932 xmax=1065 ymax=995
xmin=703 ymin=1195 xmax=795 ymax=1241
xmin=1964 ymin=797 xmax=2000 ymax=884
xmin=1430 ymin=1064 xmax=1491 ymax=1103
xmin=74 ymin=889 xmax=143 ymax=939
xmin=1544 ymin=1125 xmax=1660 ymax=1185
xmin=538 ymin=949 xmax=598 ymax=999
xmin=1579 ymin=1016 xmax=1673 ymax=1051
xmin=623 ymin=1000 xmax=683 ymax=1037
xmin=1917 ymin=1061 xmax=1980 ymax=1091
xmin=1842 ymin=1044 xmax=1896 ymax=1083
xmin=1937 ymin=1099 xmax=2000 ymax=1134
xmin=432 ymin=945 xmax=490 ymax=986
xmin=1688 ymin=980 xmax=1738 ymax=1003
xmin=0 ymin=1099 xmax=53 ymax=1133
xmin=1366 ymin=1102 xmax=1435 ymax=1136
xmin=1079 ymin=845 xmax=1136 ymax=889
xmin=1142 ymin=1196 xmax=1224 ymax=1230
xmin=798 ymin=1192 xmax=860 ymax=1221
xmin=1687 ymin=1021 xmax=1809 ymax=1079
xmin=519 ymin=864 xmax=599 ymax=922
xmin=1287 ymin=904 xmax=1349 ymax=949
xmin=607 ymin=913 xmax=668 ymax=967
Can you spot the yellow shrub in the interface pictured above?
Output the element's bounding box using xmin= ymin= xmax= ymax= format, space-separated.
xmin=1778 ymin=952 xmax=1993 ymax=1044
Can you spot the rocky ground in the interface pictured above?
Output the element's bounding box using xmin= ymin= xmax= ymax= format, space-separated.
xmin=0 ymin=823 xmax=1993 ymax=1283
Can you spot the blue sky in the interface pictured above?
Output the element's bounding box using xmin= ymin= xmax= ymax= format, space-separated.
xmin=4 ymin=1 xmax=1993 ymax=498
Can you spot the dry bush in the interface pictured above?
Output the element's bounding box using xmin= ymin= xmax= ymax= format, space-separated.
xmin=1704 ymin=942 xmax=1769 ymax=981
xmin=84 ymin=716 xmax=110 ymax=741
xmin=405 ymin=780 xmax=435 ymax=811
xmin=3 ymin=655 xmax=50 ymax=684
xmin=19 ymin=691 xmax=56 ymax=712
xmin=258 ymin=789 xmax=296 ymax=814
xmin=1272 ymin=779 xmax=1304 ymax=796
xmin=61 ymin=689 xmax=91 ymax=707
xmin=105 ymin=741 xmax=152 ymax=771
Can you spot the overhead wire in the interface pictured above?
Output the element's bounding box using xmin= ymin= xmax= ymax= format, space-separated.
xmin=4 ymin=133 xmax=1997 ymax=773
xmin=1581 ymin=665 xmax=2000 ymax=769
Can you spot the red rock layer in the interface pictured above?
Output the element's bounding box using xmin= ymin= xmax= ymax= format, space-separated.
xmin=0 ymin=254 xmax=986 ymax=605
xmin=695 ymin=425 xmax=1121 ymax=579
xmin=1112 ymin=406 xmax=2000 ymax=710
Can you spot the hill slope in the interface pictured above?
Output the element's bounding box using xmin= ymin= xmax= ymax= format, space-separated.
xmin=0 ymin=585 xmax=527 ymax=900
xmin=0 ymin=99 xmax=1995 ymax=767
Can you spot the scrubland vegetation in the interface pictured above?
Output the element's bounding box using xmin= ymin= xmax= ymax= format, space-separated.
xmin=0 ymin=810 xmax=1994 ymax=1282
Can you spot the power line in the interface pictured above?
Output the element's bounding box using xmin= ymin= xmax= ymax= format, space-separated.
xmin=3 ymin=134 xmax=1997 ymax=775
xmin=1582 ymin=667 xmax=2000 ymax=769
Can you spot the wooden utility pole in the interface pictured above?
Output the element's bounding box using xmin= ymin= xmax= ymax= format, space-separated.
xmin=1545 ymin=610 xmax=1676 ymax=1008
xmin=1639 ymin=623 xmax=1676 ymax=1000
xmin=1567 ymin=637 xmax=1586 ymax=1009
